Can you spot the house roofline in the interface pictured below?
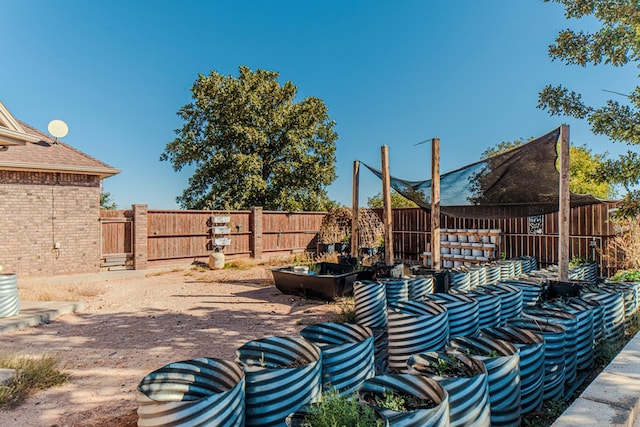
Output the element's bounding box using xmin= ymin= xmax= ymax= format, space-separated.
xmin=0 ymin=161 xmax=121 ymax=179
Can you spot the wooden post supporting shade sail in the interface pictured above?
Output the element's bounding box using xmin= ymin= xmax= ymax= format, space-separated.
xmin=431 ymin=138 xmax=441 ymax=270
xmin=558 ymin=125 xmax=570 ymax=281
xmin=381 ymin=145 xmax=394 ymax=265
xmin=351 ymin=160 xmax=360 ymax=257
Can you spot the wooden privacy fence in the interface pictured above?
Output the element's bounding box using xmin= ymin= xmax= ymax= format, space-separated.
xmin=100 ymin=202 xmax=622 ymax=275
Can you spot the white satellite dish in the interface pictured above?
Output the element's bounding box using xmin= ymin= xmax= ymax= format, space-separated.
xmin=48 ymin=119 xmax=69 ymax=139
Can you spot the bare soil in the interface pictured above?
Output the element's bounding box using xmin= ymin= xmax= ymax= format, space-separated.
xmin=0 ymin=264 xmax=348 ymax=426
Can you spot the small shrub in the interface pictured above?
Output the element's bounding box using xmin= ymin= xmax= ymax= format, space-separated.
xmin=609 ymin=269 xmax=640 ymax=282
xmin=332 ymin=299 xmax=356 ymax=323
xmin=303 ymin=390 xmax=382 ymax=427
xmin=0 ymin=354 xmax=68 ymax=408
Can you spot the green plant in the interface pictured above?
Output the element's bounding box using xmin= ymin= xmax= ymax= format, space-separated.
xmin=302 ymin=390 xmax=383 ymax=427
xmin=374 ymin=390 xmax=406 ymax=412
xmin=569 ymin=256 xmax=591 ymax=268
xmin=0 ymin=354 xmax=68 ymax=408
xmin=609 ymin=269 xmax=640 ymax=283
xmin=332 ymin=299 xmax=356 ymax=323
xmin=521 ymin=399 xmax=568 ymax=427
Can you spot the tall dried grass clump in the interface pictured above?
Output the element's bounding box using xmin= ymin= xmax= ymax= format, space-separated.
xmin=0 ymin=354 xmax=68 ymax=408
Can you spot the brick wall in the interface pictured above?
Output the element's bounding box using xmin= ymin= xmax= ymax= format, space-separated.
xmin=0 ymin=171 xmax=101 ymax=277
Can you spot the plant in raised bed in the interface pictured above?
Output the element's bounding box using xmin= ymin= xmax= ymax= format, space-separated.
xmin=301 ymin=390 xmax=384 ymax=427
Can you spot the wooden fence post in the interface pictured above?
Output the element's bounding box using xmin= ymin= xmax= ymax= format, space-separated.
xmin=132 ymin=204 xmax=148 ymax=270
xmin=251 ymin=206 xmax=263 ymax=260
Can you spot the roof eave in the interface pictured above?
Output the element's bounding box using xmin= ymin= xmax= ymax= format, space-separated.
xmin=0 ymin=162 xmax=121 ymax=179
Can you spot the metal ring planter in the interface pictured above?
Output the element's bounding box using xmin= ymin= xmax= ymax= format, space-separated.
xmin=602 ymin=282 xmax=640 ymax=329
xmin=447 ymin=336 xmax=520 ymax=427
xmin=387 ymin=301 xmax=449 ymax=372
xmin=544 ymin=299 xmax=595 ymax=371
xmin=424 ymin=293 xmax=480 ymax=338
xmin=570 ymin=297 xmax=605 ymax=343
xmin=0 ymin=274 xmax=19 ymax=318
xmin=516 ymin=256 xmax=537 ymax=274
xmin=137 ymin=357 xmax=245 ymax=427
xmin=359 ymin=373 xmax=450 ymax=427
xmin=465 ymin=290 xmax=501 ymax=330
xmin=581 ymin=290 xmax=625 ymax=344
xmin=449 ymin=270 xmax=471 ymax=292
xmin=497 ymin=261 xmax=516 ymax=281
xmin=379 ymin=278 xmax=409 ymax=308
xmin=498 ymin=279 xmax=544 ymax=306
xmin=476 ymin=283 xmax=523 ymax=323
xmin=522 ymin=307 xmax=578 ymax=386
xmin=354 ymin=280 xmax=388 ymax=328
xmin=505 ymin=318 xmax=566 ymax=401
xmin=407 ymin=352 xmax=490 ymax=427
xmin=485 ymin=265 xmax=501 ymax=285
xmin=300 ymin=322 xmax=375 ymax=396
xmin=479 ymin=326 xmax=545 ymax=414
xmin=408 ymin=275 xmax=434 ymax=300
xmin=236 ymin=336 xmax=322 ymax=427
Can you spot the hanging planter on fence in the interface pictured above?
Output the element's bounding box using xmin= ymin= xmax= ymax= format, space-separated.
xmin=505 ymin=318 xmax=566 ymax=401
xmin=236 ymin=336 xmax=322 ymax=427
xmin=447 ymin=336 xmax=520 ymax=427
xmin=408 ymin=275 xmax=434 ymax=300
xmin=425 ymin=293 xmax=480 ymax=338
xmin=137 ymin=357 xmax=245 ymax=427
xmin=300 ymin=322 xmax=375 ymax=396
xmin=359 ymin=373 xmax=450 ymax=427
xmin=354 ymin=280 xmax=388 ymax=328
xmin=479 ymin=325 xmax=545 ymax=414
xmin=387 ymin=300 xmax=449 ymax=372
xmin=408 ymin=352 xmax=490 ymax=427
xmin=476 ymin=283 xmax=523 ymax=324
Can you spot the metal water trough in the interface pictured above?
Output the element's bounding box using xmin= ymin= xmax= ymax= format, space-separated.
xmin=270 ymin=262 xmax=373 ymax=300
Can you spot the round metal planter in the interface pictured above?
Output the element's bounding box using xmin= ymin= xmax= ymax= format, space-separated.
xmin=408 ymin=275 xmax=434 ymax=300
xmin=581 ymin=290 xmax=625 ymax=343
xmin=465 ymin=290 xmax=501 ymax=330
xmin=0 ymin=274 xmax=19 ymax=318
xmin=424 ymin=293 xmax=480 ymax=338
xmin=570 ymin=297 xmax=605 ymax=343
xmin=137 ymin=357 xmax=245 ymax=427
xmin=473 ymin=266 xmax=488 ymax=287
xmin=476 ymin=283 xmax=523 ymax=324
xmin=300 ymin=322 xmax=375 ymax=395
xmin=236 ymin=336 xmax=322 ymax=427
xmin=497 ymin=261 xmax=516 ymax=281
xmin=499 ymin=279 xmax=544 ymax=306
xmin=485 ymin=265 xmax=501 ymax=285
xmin=505 ymin=318 xmax=566 ymax=401
xmin=522 ymin=307 xmax=578 ymax=386
xmin=387 ymin=301 xmax=449 ymax=372
xmin=545 ymin=299 xmax=595 ymax=371
xmin=449 ymin=270 xmax=471 ymax=292
xmin=359 ymin=373 xmax=450 ymax=427
xmin=480 ymin=326 xmax=545 ymax=414
xmin=354 ymin=280 xmax=388 ymax=328
xmin=602 ymin=282 xmax=640 ymax=329
xmin=379 ymin=278 xmax=409 ymax=308
xmin=447 ymin=336 xmax=520 ymax=427
xmin=516 ymin=256 xmax=537 ymax=274
xmin=408 ymin=352 xmax=490 ymax=427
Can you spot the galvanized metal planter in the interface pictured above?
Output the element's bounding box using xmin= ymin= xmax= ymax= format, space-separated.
xmin=359 ymin=373 xmax=450 ymax=427
xmin=522 ymin=306 xmax=578 ymax=386
xmin=476 ymin=283 xmax=523 ymax=323
xmin=582 ymin=290 xmax=625 ymax=343
xmin=408 ymin=275 xmax=434 ymax=300
xmin=465 ymin=290 xmax=501 ymax=330
xmin=505 ymin=318 xmax=566 ymax=401
xmin=300 ymin=322 xmax=375 ymax=395
xmin=407 ymin=352 xmax=490 ymax=427
xmin=387 ymin=301 xmax=449 ymax=372
xmin=479 ymin=326 xmax=545 ymax=414
xmin=497 ymin=261 xmax=516 ymax=281
xmin=449 ymin=270 xmax=471 ymax=292
xmin=602 ymin=282 xmax=640 ymax=329
xmin=447 ymin=336 xmax=520 ymax=427
xmin=236 ymin=336 xmax=322 ymax=427
xmin=499 ymin=279 xmax=544 ymax=306
xmin=485 ymin=265 xmax=501 ymax=285
xmin=544 ymin=299 xmax=595 ymax=371
xmin=0 ymin=274 xmax=19 ymax=318
xmin=137 ymin=357 xmax=245 ymax=427
xmin=354 ymin=280 xmax=388 ymax=328
xmin=425 ymin=293 xmax=480 ymax=337
xmin=379 ymin=278 xmax=409 ymax=308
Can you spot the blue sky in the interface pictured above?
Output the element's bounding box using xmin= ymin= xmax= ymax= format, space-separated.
xmin=2 ymin=1 xmax=637 ymax=209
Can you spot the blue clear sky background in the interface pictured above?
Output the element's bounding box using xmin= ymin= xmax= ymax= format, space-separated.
xmin=2 ymin=1 xmax=636 ymax=209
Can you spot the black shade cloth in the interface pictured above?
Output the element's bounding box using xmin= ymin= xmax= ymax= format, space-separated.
xmin=362 ymin=128 xmax=602 ymax=218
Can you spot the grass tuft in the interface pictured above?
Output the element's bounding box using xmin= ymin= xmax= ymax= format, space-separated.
xmin=0 ymin=354 xmax=68 ymax=409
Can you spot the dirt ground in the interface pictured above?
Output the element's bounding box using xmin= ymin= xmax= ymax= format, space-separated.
xmin=0 ymin=263 xmax=348 ymax=427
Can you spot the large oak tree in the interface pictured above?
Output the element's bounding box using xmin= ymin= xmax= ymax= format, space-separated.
xmin=161 ymin=66 xmax=338 ymax=210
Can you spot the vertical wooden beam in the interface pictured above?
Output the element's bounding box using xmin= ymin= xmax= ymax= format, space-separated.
xmin=558 ymin=125 xmax=570 ymax=281
xmin=351 ymin=160 xmax=360 ymax=257
xmin=381 ymin=145 xmax=394 ymax=264
xmin=250 ymin=206 xmax=263 ymax=260
xmin=132 ymin=204 xmax=148 ymax=270
xmin=431 ymin=138 xmax=441 ymax=270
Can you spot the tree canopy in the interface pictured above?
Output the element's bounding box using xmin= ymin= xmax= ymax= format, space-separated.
xmin=481 ymin=138 xmax=617 ymax=199
xmin=538 ymin=0 xmax=640 ymax=215
xmin=367 ymin=190 xmax=418 ymax=208
xmin=161 ymin=66 xmax=339 ymax=211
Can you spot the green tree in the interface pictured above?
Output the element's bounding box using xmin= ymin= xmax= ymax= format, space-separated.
xmin=538 ymin=0 xmax=640 ymax=215
xmin=481 ymin=138 xmax=616 ymax=199
xmin=161 ymin=66 xmax=338 ymax=211
xmin=367 ymin=190 xmax=418 ymax=208
xmin=100 ymin=191 xmax=117 ymax=210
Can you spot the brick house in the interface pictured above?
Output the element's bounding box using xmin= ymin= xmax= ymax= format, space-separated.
xmin=0 ymin=101 xmax=120 ymax=277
